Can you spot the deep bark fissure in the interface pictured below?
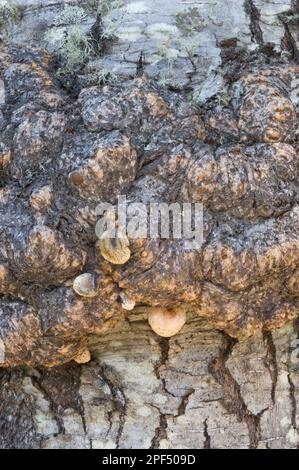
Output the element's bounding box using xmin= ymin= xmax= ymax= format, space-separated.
xmin=244 ymin=0 xmax=264 ymax=45
xmin=263 ymin=331 xmax=278 ymax=405
xmin=97 ymin=365 xmax=127 ymax=449
xmin=154 ymin=337 xmax=177 ymax=397
xmin=177 ymin=388 xmax=195 ymax=416
xmin=149 ymin=338 xmax=170 ymax=449
xmin=150 ymin=412 xmax=168 ymax=449
xmin=281 ymin=18 xmax=299 ymax=62
xmin=149 ymin=387 xmax=195 ymax=449
xmin=287 ymin=373 xmax=297 ymax=430
xmin=209 ymin=333 xmax=267 ymax=449
xmin=203 ymin=418 xmax=211 ymax=449
xmin=136 ymin=51 xmax=145 ymax=78
xmin=77 ymin=395 xmax=88 ymax=435
xmin=31 ymin=375 xmax=65 ymax=435
xmin=105 ymin=409 xmax=114 ymax=439
xmin=292 ymin=0 xmax=299 ymax=14
xmin=150 ymin=338 xmax=196 ymax=448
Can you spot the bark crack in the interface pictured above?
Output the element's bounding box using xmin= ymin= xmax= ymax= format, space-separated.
xmin=263 ymin=330 xmax=278 ymax=405
xmin=280 ymin=15 xmax=299 ymax=62
xmin=30 ymin=366 xmax=87 ymax=437
xmin=154 ymin=337 xmax=176 ymax=397
xmin=149 ymin=387 xmax=195 ymax=450
xmin=96 ymin=365 xmax=127 ymax=449
xmin=150 ymin=411 xmax=168 ymax=449
xmin=30 ymin=375 xmax=65 ymax=435
xmin=136 ymin=51 xmax=145 ymax=77
xmin=244 ymin=0 xmax=264 ymax=45
xmin=150 ymin=338 xmax=196 ymax=448
xmin=287 ymin=373 xmax=297 ymax=431
xmin=177 ymin=388 xmax=195 ymax=416
xmin=150 ymin=338 xmax=171 ymax=449
xmin=209 ymin=333 xmax=267 ymax=449
xmin=203 ymin=418 xmax=211 ymax=449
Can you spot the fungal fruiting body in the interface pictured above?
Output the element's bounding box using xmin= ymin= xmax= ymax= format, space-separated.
xmin=120 ymin=292 xmax=136 ymax=311
xmin=98 ymin=233 xmax=131 ymax=265
xmin=73 ymin=273 xmax=98 ymax=298
xmin=73 ymin=348 xmax=91 ymax=364
xmin=148 ymin=306 xmax=187 ymax=337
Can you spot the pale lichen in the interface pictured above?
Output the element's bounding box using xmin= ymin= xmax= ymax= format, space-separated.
xmin=88 ymin=59 xmax=119 ymax=84
xmin=45 ymin=0 xmax=124 ymax=73
xmin=53 ymin=6 xmax=87 ymax=26
xmin=60 ymin=26 xmax=94 ymax=69
xmin=175 ymin=7 xmax=206 ymax=36
xmin=0 ymin=1 xmax=23 ymax=29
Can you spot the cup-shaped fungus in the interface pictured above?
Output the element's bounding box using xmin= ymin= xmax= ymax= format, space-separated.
xmin=74 ymin=348 xmax=91 ymax=364
xmin=73 ymin=273 xmax=98 ymax=298
xmin=120 ymin=292 xmax=136 ymax=311
xmin=148 ymin=306 xmax=187 ymax=338
xmin=97 ymin=234 xmax=131 ymax=265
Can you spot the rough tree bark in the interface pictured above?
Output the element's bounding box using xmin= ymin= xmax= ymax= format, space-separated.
xmin=0 ymin=0 xmax=299 ymax=449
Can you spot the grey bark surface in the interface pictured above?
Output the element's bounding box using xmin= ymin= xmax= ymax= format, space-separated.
xmin=0 ymin=0 xmax=299 ymax=449
xmin=1 ymin=315 xmax=299 ymax=449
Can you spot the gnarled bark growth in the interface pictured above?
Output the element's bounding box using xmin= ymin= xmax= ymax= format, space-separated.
xmin=0 ymin=41 xmax=298 ymax=367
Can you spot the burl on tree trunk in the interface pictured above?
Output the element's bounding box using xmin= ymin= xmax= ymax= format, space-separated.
xmin=0 ymin=0 xmax=299 ymax=450
xmin=0 ymin=44 xmax=298 ymax=366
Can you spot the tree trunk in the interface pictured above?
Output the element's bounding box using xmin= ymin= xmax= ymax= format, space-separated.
xmin=0 ymin=0 xmax=299 ymax=449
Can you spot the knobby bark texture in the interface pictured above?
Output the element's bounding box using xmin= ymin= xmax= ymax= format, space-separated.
xmin=0 ymin=0 xmax=299 ymax=448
